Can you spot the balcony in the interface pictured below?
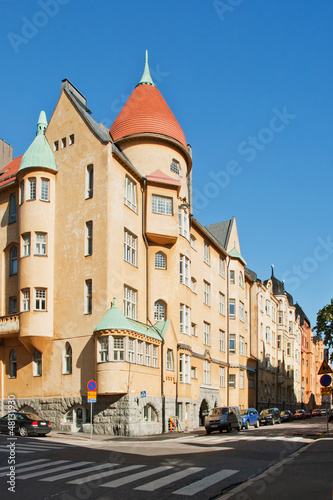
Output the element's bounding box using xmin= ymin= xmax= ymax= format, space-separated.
xmin=0 ymin=314 xmax=19 ymax=337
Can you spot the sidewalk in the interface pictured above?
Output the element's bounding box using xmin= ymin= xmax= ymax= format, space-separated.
xmin=222 ymin=437 xmax=333 ymax=500
xmin=48 ymin=427 xmax=199 ymax=442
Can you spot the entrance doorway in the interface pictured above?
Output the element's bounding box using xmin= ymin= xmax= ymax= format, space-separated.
xmin=64 ymin=406 xmax=90 ymax=432
xmin=199 ymin=399 xmax=209 ymax=426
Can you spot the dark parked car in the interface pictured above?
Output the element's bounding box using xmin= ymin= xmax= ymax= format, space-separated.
xmin=241 ymin=408 xmax=260 ymax=429
xmin=294 ymin=409 xmax=307 ymax=420
xmin=0 ymin=412 xmax=52 ymax=437
xmin=328 ymin=409 xmax=333 ymax=422
xmin=280 ymin=410 xmax=294 ymax=422
xmin=304 ymin=410 xmax=312 ymax=419
xmin=205 ymin=406 xmax=242 ymax=434
xmin=259 ymin=408 xmax=281 ymax=425
xmin=312 ymin=409 xmax=321 ymax=417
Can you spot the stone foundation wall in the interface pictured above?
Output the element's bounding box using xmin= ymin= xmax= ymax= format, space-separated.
xmin=0 ymin=391 xmax=219 ymax=436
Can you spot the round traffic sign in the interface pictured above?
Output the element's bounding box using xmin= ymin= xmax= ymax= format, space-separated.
xmin=87 ymin=380 xmax=97 ymax=391
xmin=320 ymin=374 xmax=331 ymax=387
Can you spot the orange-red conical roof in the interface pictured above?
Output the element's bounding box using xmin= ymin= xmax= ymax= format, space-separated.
xmin=110 ymin=53 xmax=187 ymax=149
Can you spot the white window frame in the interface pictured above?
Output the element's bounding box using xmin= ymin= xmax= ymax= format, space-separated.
xmin=98 ymin=337 xmax=108 ymax=362
xmin=219 ymin=256 xmax=225 ymax=277
xmin=128 ymin=338 xmax=135 ymax=363
xmin=22 ymin=289 xmax=30 ymax=312
xmin=22 ymin=233 xmax=30 ymax=257
xmin=229 ymin=298 xmax=236 ymax=319
xmin=203 ymin=360 xmax=211 ymax=385
xmin=229 ymin=373 xmax=236 ymax=389
xmin=180 ymin=304 xmax=191 ymax=335
xmin=154 ymin=300 xmax=166 ymax=321
xmin=35 ymin=232 xmax=47 ymax=255
xmin=124 ymin=175 xmax=137 ymax=212
xmin=239 ymin=301 xmax=244 ymax=322
xmin=240 ymin=336 xmax=245 ymax=356
xmin=229 ymin=333 xmax=236 ymax=353
xmin=33 ymin=349 xmax=42 ymax=377
xmin=203 ymin=280 xmax=211 ymax=306
xmin=230 ymin=270 xmax=235 ymax=284
xmin=28 ymin=178 xmax=36 ymax=201
xmin=178 ymin=208 xmax=189 ymax=239
xmin=240 ymin=370 xmax=244 ymax=389
xmin=155 ymin=252 xmax=166 ymax=269
xmin=179 ymin=353 xmax=190 ymax=384
xmin=123 ymin=285 xmax=137 ymax=319
xmin=153 ymin=345 xmax=158 ymax=368
xmin=85 ymin=279 xmax=92 ymax=314
xmin=180 ymin=254 xmax=190 ymax=286
xmin=63 ymin=342 xmax=72 ymax=374
xmin=124 ymin=229 xmax=137 ymax=266
xmin=152 ymin=195 xmax=173 ymax=215
xmin=203 ymin=321 xmax=211 ymax=346
xmin=203 ymin=241 xmax=210 ymax=265
xmin=219 ymin=292 xmax=226 ymax=315
xmin=166 ymin=349 xmax=174 ymax=370
xmin=219 ymin=366 xmax=225 ymax=387
xmin=219 ymin=329 xmax=226 ymax=352
xmin=113 ymin=336 xmax=125 ymax=361
xmin=40 ymin=178 xmax=49 ymax=201
xmin=85 ymin=221 xmax=93 ymax=256
xmin=86 ymin=164 xmax=93 ymax=199
xmin=35 ymin=288 xmax=46 ymax=311
xmin=137 ymin=340 xmax=143 ymax=364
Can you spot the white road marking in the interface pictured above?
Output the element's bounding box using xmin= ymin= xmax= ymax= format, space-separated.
xmin=135 ymin=466 xmax=204 ymax=491
xmin=101 ymin=466 xmax=174 ymax=488
xmin=41 ymin=463 xmax=117 ymax=482
xmin=173 ymin=469 xmax=239 ymax=496
xmin=68 ymin=464 xmax=145 ymax=485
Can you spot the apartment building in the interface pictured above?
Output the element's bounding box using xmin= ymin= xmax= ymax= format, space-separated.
xmin=0 ymin=54 xmax=325 ymax=435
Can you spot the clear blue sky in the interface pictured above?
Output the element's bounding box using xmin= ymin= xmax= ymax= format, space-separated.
xmin=1 ymin=0 xmax=332 ymax=327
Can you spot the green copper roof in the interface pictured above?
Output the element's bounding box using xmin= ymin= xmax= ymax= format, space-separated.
xmin=136 ymin=50 xmax=156 ymax=88
xmin=229 ymin=247 xmax=247 ymax=266
xmin=19 ymin=111 xmax=57 ymax=173
xmin=94 ymin=298 xmax=168 ymax=340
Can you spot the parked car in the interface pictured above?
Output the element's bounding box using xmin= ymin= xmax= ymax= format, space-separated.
xmin=240 ymin=408 xmax=260 ymax=429
xmin=328 ymin=409 xmax=333 ymax=422
xmin=320 ymin=409 xmax=327 ymax=416
xmin=294 ymin=409 xmax=307 ymax=420
xmin=205 ymin=406 xmax=242 ymax=434
xmin=312 ymin=409 xmax=321 ymax=417
xmin=304 ymin=410 xmax=312 ymax=419
xmin=259 ymin=408 xmax=281 ymax=425
xmin=0 ymin=412 xmax=52 ymax=437
xmin=280 ymin=410 xmax=294 ymax=422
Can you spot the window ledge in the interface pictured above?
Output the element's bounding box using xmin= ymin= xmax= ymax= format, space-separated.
xmin=39 ymin=199 xmax=50 ymax=203
xmin=34 ymin=254 xmax=48 ymax=257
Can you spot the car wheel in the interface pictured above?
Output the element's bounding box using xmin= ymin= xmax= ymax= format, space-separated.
xmin=19 ymin=426 xmax=28 ymax=437
xmin=271 ymin=419 xmax=275 ymax=425
xmin=237 ymin=425 xmax=241 ymax=432
xmin=255 ymin=419 xmax=260 ymax=428
xmin=39 ymin=434 xmax=46 ymax=437
xmin=206 ymin=429 xmax=211 ymax=435
xmin=277 ymin=418 xmax=281 ymax=424
xmin=245 ymin=420 xmax=250 ymax=429
xmin=227 ymin=424 xmax=231 ymax=433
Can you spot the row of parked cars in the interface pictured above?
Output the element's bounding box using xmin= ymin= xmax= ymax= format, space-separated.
xmin=204 ymin=406 xmax=333 ymax=434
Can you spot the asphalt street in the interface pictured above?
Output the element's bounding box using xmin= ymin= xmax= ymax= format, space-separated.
xmin=0 ymin=417 xmax=331 ymax=500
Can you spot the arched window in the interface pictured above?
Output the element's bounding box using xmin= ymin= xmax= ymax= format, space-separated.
xmin=155 ymin=252 xmax=166 ymax=270
xmin=239 ymin=272 xmax=244 ymax=287
xmin=64 ymin=342 xmax=72 ymax=374
xmin=9 ymin=246 xmax=17 ymax=275
xmin=33 ymin=349 xmax=42 ymax=377
xmin=154 ymin=301 xmax=166 ymax=321
xmin=141 ymin=404 xmax=157 ymax=422
xmin=9 ymin=350 xmax=17 ymax=378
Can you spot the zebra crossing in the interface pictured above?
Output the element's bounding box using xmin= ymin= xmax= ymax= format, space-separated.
xmin=174 ymin=434 xmax=313 ymax=445
xmin=0 ymin=440 xmax=66 ymax=455
xmin=0 ymin=458 xmax=240 ymax=496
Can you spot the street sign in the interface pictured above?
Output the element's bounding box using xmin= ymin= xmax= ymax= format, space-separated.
xmin=318 ymin=360 xmax=333 ymax=375
xmin=87 ymin=391 xmax=97 ymax=402
xmin=320 ymin=374 xmax=332 ymax=387
xmin=321 ymin=387 xmax=332 ymax=395
xmin=140 ymin=391 xmax=146 ymax=398
xmin=87 ymin=380 xmax=97 ymax=391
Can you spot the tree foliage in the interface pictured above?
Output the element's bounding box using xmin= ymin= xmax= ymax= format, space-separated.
xmin=314 ymin=299 xmax=333 ymax=355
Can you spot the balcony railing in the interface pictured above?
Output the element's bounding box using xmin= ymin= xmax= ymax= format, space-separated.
xmin=0 ymin=314 xmax=19 ymax=336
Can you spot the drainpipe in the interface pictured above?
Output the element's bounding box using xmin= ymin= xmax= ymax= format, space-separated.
xmin=142 ymin=179 xmax=149 ymax=321
xmin=226 ymin=256 xmax=230 ymax=406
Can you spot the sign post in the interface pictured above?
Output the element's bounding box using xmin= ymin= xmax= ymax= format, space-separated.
xmin=318 ymin=361 xmax=332 ymax=437
xmin=87 ymin=380 xmax=97 ymax=440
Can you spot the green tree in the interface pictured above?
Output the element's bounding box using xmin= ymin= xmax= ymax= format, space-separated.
xmin=314 ymin=299 xmax=333 ymax=357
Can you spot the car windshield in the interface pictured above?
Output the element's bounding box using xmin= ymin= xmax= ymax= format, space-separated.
xmin=260 ymin=409 xmax=274 ymax=416
xmin=209 ymin=407 xmax=229 ymax=416
xmin=240 ymin=409 xmax=249 ymax=415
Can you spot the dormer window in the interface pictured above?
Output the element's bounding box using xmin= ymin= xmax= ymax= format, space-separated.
xmin=170 ymin=159 xmax=180 ymax=175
